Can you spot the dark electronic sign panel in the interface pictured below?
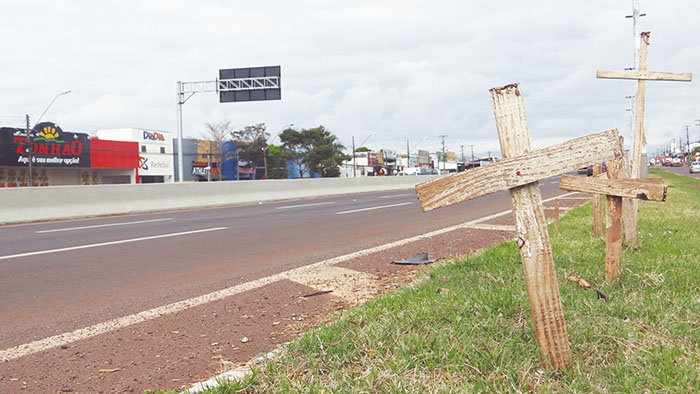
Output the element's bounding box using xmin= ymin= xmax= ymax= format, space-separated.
xmin=218 ymin=66 xmax=281 ymax=103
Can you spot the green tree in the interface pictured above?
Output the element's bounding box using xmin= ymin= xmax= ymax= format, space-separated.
xmin=231 ymin=123 xmax=268 ymax=178
xmin=279 ymin=127 xmax=308 ymax=178
xmin=355 ymin=146 xmax=371 ymax=152
xmin=279 ymin=125 xmax=349 ymax=178
xmin=266 ymin=144 xmax=288 ymax=179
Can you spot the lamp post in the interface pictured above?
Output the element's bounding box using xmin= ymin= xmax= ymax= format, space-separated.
xmin=407 ymin=136 xmax=428 ymax=169
xmin=353 ymin=132 xmax=377 ymax=177
xmin=28 ymin=89 xmax=71 ymax=187
xmin=35 ymin=90 xmax=71 ymax=125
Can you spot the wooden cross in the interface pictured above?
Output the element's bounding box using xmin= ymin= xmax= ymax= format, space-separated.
xmin=416 ymin=83 xmax=624 ymax=368
xmin=559 ymin=137 xmax=667 ymax=283
xmin=597 ymin=31 xmax=691 ymax=247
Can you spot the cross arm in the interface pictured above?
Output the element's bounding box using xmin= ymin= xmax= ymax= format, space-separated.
xmin=559 ymin=175 xmax=666 ymax=201
xmin=596 ymin=70 xmax=692 ymax=82
xmin=416 ymin=128 xmax=622 ymax=212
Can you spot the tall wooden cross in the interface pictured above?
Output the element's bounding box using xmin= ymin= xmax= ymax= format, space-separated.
xmin=416 ymin=83 xmax=624 ymax=368
xmin=559 ymin=136 xmax=667 ymax=283
xmin=597 ymin=32 xmax=691 ymax=247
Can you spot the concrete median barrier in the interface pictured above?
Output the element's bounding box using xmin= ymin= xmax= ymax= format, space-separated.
xmin=0 ymin=175 xmax=439 ymax=224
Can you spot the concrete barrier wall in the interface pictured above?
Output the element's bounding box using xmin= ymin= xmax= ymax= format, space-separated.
xmin=0 ymin=175 xmax=439 ymax=224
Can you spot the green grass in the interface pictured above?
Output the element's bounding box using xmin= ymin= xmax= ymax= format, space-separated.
xmin=157 ymin=169 xmax=700 ymax=393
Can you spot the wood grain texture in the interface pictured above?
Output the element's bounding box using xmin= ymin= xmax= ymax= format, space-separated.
xmin=596 ymin=70 xmax=692 ymax=81
xmin=490 ymin=83 xmax=572 ymax=368
xmin=559 ymin=176 xmax=666 ymax=201
xmin=604 ymin=150 xmax=625 ymax=283
xmin=596 ymin=32 xmax=691 ymax=248
xmin=605 ymin=195 xmax=623 ymax=283
xmin=593 ymin=164 xmax=603 ymax=235
xmin=415 ymin=128 xmax=622 ymax=212
xmin=620 ymin=151 xmax=637 ymax=247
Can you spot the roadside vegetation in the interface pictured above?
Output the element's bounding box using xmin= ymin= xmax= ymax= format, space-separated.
xmin=151 ymin=169 xmax=700 ymax=393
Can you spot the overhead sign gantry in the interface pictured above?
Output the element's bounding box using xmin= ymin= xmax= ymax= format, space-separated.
xmin=175 ymin=66 xmax=281 ymax=182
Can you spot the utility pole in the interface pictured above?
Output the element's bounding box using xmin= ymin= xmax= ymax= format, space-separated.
xmin=625 ymin=0 xmax=649 ymax=178
xmin=25 ymin=115 xmax=33 ymax=187
xmin=407 ymin=138 xmax=410 ymax=169
xmin=460 ymin=145 xmax=464 ymax=162
xmin=684 ymin=125 xmax=690 ymax=160
xmin=469 ymin=144 xmax=475 ymax=162
xmin=352 ymin=136 xmax=356 ymax=177
xmin=438 ymin=135 xmax=447 ymax=173
xmin=627 ymin=0 xmax=646 ymax=70
xmin=207 ymin=141 xmax=213 ymax=182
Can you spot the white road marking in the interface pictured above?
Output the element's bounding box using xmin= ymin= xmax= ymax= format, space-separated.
xmin=0 ymin=227 xmax=228 ymax=261
xmin=35 ymin=218 xmax=173 ymax=233
xmin=0 ymin=191 xmax=580 ymax=362
xmin=275 ymin=202 xmax=335 ymax=210
xmin=336 ymin=202 xmax=413 ymax=215
xmin=378 ymin=193 xmax=413 ymax=199
xmin=465 ymin=224 xmax=517 ymax=232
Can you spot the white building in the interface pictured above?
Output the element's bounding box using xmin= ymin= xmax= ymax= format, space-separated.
xmin=93 ymin=128 xmax=174 ymax=183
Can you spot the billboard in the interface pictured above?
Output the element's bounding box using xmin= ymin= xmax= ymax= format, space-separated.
xmin=218 ymin=66 xmax=281 ymax=103
xmin=0 ymin=123 xmax=90 ymax=168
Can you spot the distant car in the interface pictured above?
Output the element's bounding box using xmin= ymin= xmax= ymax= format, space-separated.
xmin=419 ymin=168 xmax=438 ymax=175
xmin=671 ymin=158 xmax=682 ymax=167
xmin=586 ymin=163 xmax=607 ymax=176
xmin=690 ymin=161 xmax=700 ymax=173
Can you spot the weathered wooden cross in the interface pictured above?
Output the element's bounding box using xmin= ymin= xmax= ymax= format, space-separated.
xmin=559 ymin=136 xmax=667 ymax=283
xmin=597 ymin=31 xmax=691 ymax=247
xmin=416 ymin=83 xmax=624 ymax=368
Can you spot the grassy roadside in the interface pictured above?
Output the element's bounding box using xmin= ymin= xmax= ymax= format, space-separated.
xmin=155 ymin=169 xmax=700 ymax=393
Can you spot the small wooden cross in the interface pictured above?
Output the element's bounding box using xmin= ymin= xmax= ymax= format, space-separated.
xmin=416 ymin=83 xmax=624 ymax=368
xmin=597 ymin=31 xmax=691 ymax=247
xmin=559 ymin=138 xmax=666 ymax=283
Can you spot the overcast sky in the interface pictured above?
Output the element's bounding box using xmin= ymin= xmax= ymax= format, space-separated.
xmin=1 ymin=0 xmax=698 ymax=158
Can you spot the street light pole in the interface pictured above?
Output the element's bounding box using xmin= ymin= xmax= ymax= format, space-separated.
xmin=29 ymin=89 xmax=71 ymax=187
xmin=35 ymin=90 xmax=71 ymax=125
xmin=353 ymin=132 xmax=377 ymax=177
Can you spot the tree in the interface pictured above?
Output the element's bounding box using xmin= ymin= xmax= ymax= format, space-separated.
xmin=279 ymin=125 xmax=350 ymax=178
xmin=266 ymin=144 xmax=288 ymax=179
xmin=355 ymin=146 xmax=371 ymax=152
xmin=202 ymin=120 xmax=235 ymax=181
xmin=279 ymin=127 xmax=307 ymax=178
xmin=231 ymin=123 xmax=269 ymax=179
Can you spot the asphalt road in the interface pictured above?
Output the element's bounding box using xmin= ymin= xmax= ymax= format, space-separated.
xmin=653 ymin=164 xmax=700 ymax=179
xmin=0 ymin=175 xmax=571 ymax=350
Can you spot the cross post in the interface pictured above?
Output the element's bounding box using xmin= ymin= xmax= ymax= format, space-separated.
xmin=416 ymin=84 xmax=626 ymax=368
xmin=559 ymin=137 xmax=666 ymax=282
xmin=597 ymin=31 xmax=691 ymax=247
xmin=490 ymin=83 xmax=571 ymax=367
xmin=592 ymin=163 xmax=603 ymax=235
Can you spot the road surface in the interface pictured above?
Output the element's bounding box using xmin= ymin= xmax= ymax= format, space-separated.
xmin=0 ymin=175 xmax=587 ymax=393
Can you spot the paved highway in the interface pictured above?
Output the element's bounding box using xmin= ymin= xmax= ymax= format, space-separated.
xmin=1 ymin=176 xmax=564 ymax=347
xmin=654 ymin=164 xmax=700 ymax=179
xmin=0 ymin=175 xmax=589 ymax=392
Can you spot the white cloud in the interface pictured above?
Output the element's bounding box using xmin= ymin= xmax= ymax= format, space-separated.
xmin=1 ymin=0 xmax=699 ymax=159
